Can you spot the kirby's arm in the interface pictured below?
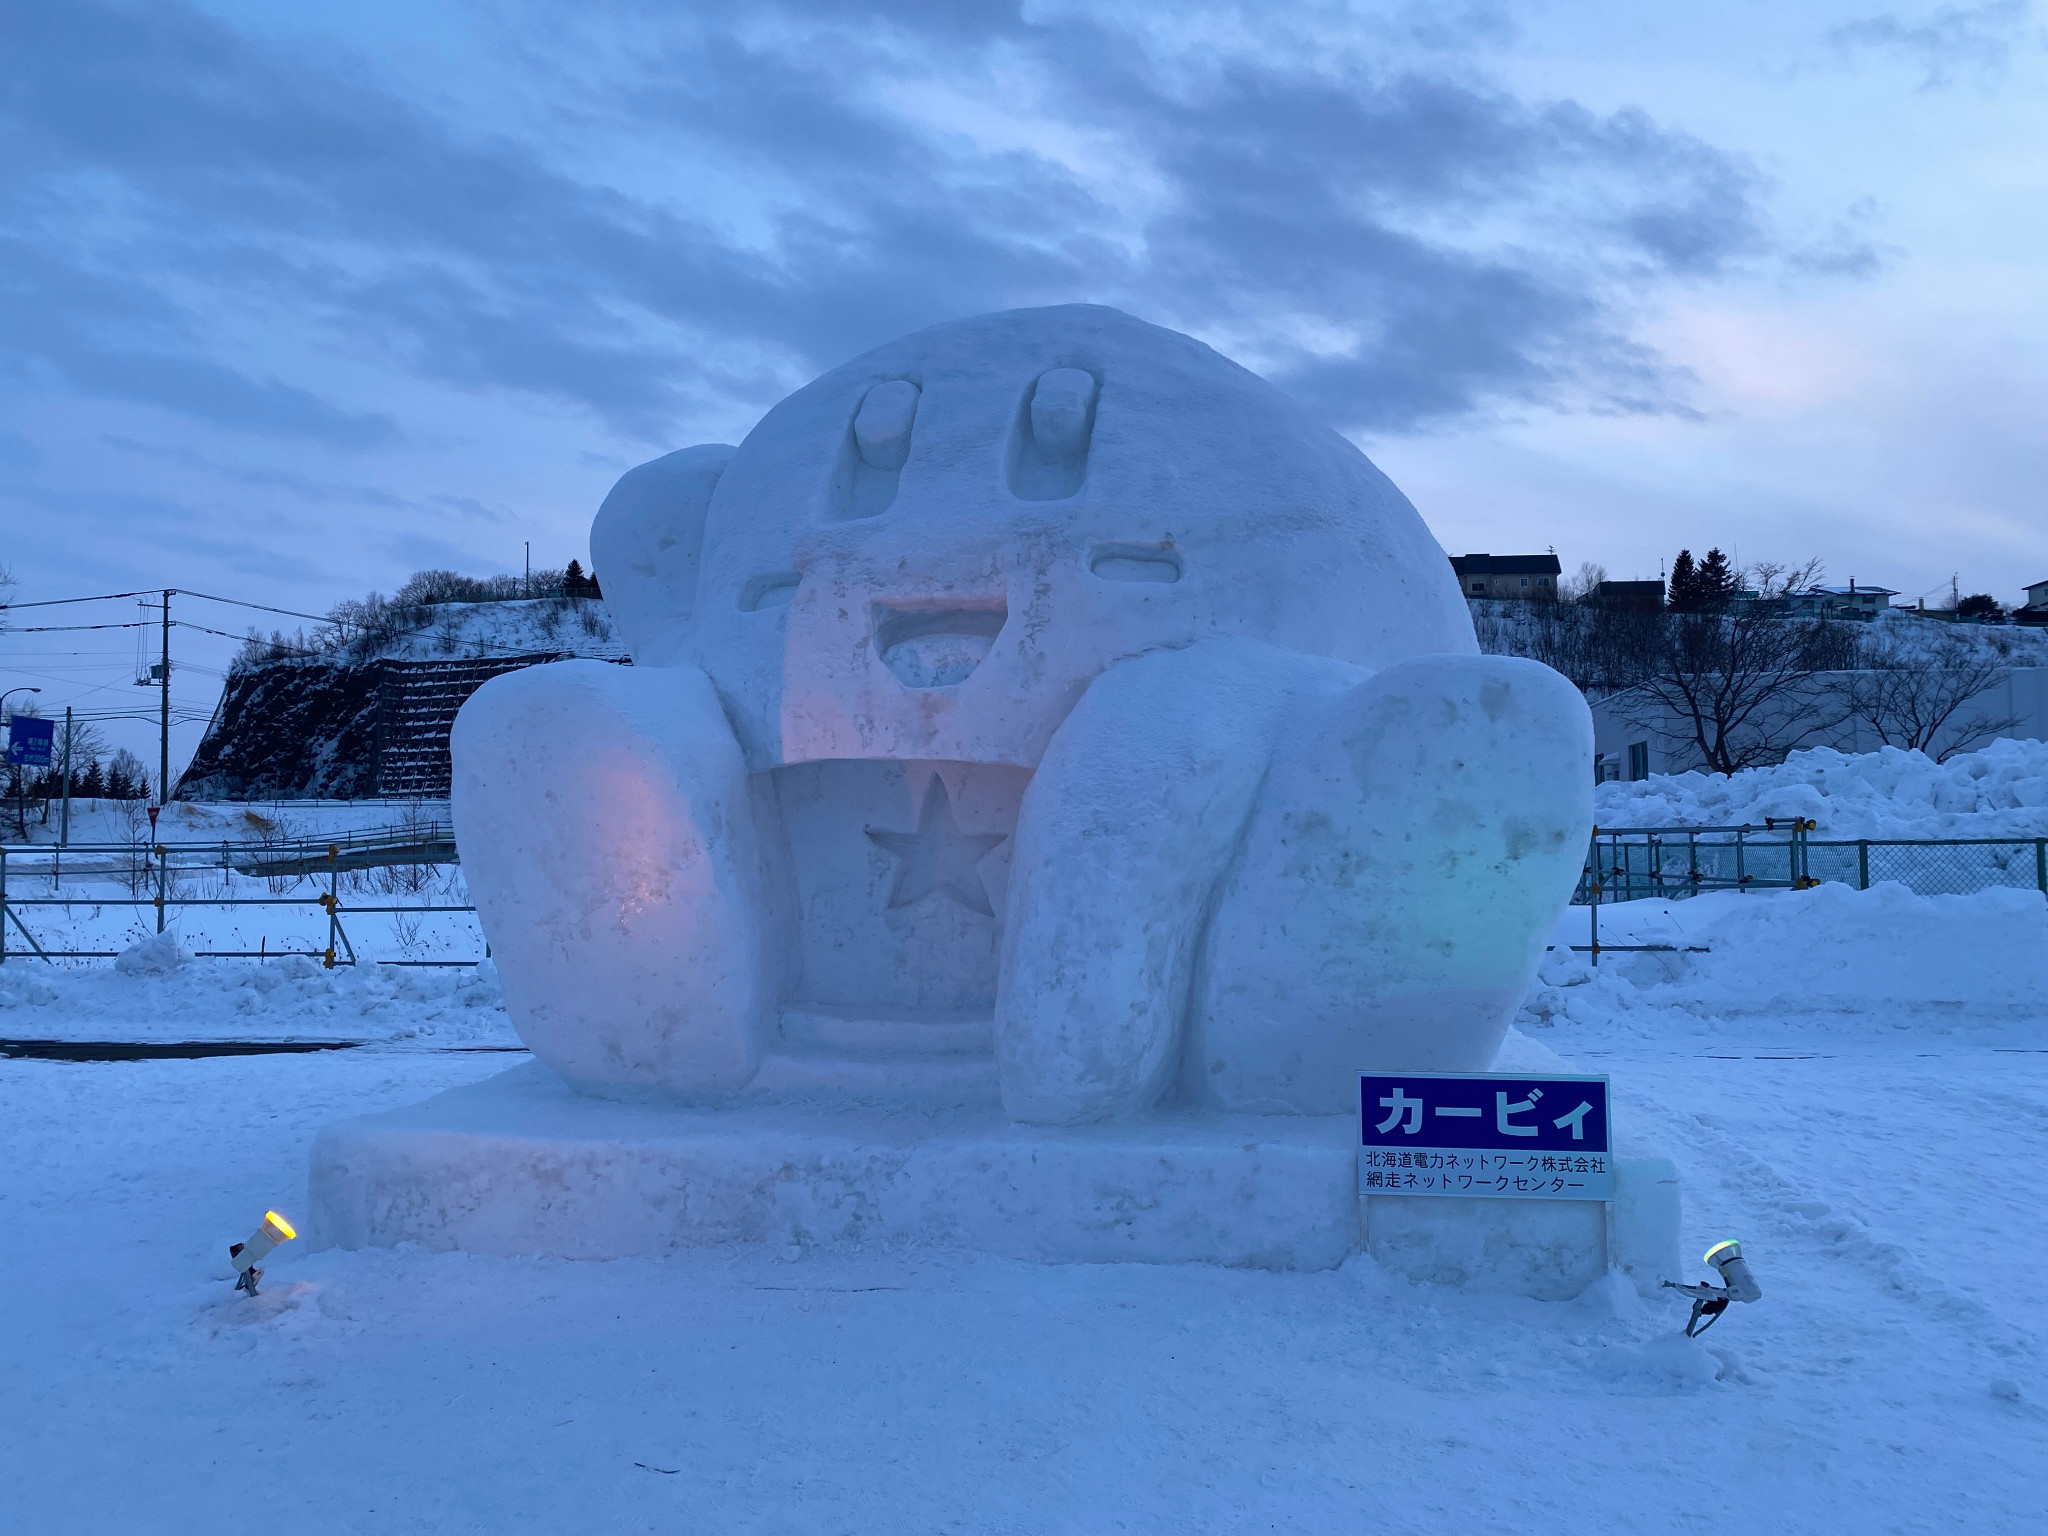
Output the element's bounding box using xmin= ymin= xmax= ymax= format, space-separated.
xmin=994 ymin=639 xmax=1360 ymax=1125
xmin=452 ymin=659 xmax=774 ymax=1097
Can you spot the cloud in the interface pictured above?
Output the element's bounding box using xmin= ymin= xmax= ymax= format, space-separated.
xmin=100 ymin=437 xmax=420 ymax=510
xmin=0 ymin=430 xmax=41 ymax=472
xmin=60 ymin=351 xmax=398 ymax=447
xmin=0 ymin=480 xmax=334 ymax=587
xmin=0 ymin=0 xmax=1794 ymax=449
xmin=1829 ymin=1 xmax=2046 ymax=88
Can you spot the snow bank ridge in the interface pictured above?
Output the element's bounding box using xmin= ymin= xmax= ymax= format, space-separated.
xmin=1533 ymin=882 xmax=2048 ymax=1022
xmin=1595 ymin=737 xmax=2048 ymax=840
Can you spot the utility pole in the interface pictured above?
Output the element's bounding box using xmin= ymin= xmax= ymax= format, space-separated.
xmin=159 ymin=588 xmax=172 ymax=808
xmin=60 ymin=706 xmax=72 ymax=846
xmin=524 ymin=541 xmax=531 ymax=599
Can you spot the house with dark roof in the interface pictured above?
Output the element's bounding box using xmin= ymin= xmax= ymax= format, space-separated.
xmin=1589 ymin=579 xmax=1665 ymax=612
xmin=1448 ymin=553 xmax=1561 ymax=602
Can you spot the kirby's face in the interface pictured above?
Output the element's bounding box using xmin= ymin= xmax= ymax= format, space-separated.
xmin=673 ymin=306 xmax=1473 ymax=771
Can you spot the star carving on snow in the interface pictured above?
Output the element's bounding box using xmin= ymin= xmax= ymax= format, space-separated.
xmin=866 ymin=774 xmax=1007 ymax=918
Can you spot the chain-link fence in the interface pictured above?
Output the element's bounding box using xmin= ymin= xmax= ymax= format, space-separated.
xmin=1569 ymin=822 xmax=2047 ymax=964
xmin=1577 ymin=824 xmax=2048 ymax=905
xmin=1804 ymin=838 xmax=2048 ymax=897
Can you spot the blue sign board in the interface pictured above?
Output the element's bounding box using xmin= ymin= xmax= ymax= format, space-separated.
xmin=5 ymin=715 xmax=54 ymax=768
xmin=1359 ymin=1071 xmax=1613 ymax=1201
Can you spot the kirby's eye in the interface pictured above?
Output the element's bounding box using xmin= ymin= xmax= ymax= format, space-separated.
xmin=1009 ymin=368 xmax=1099 ymax=501
xmin=855 ymin=380 xmax=919 ymax=470
xmin=832 ymin=379 xmax=920 ymax=520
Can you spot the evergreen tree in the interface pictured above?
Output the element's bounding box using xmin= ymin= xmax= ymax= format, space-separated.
xmin=108 ymin=749 xmax=149 ymax=801
xmin=1667 ymin=550 xmax=1699 ymax=611
xmin=1697 ymin=548 xmax=1738 ymax=607
xmin=77 ymin=759 xmax=105 ymax=798
xmin=564 ymin=558 xmax=587 ymax=596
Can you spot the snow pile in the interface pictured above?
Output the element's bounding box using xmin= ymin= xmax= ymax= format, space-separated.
xmin=1528 ymin=882 xmax=2048 ymax=1029
xmin=114 ymin=932 xmax=191 ymax=977
xmin=0 ymin=953 xmax=514 ymax=1046
xmin=1595 ymin=736 xmax=2048 ymax=839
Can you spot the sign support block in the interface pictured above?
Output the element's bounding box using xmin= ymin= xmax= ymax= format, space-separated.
xmin=1358 ymin=1071 xmax=1678 ymax=1298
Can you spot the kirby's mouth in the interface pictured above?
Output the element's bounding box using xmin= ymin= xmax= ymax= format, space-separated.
xmin=873 ymin=601 xmax=1008 ymax=689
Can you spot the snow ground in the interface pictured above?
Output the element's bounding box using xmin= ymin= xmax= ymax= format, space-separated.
xmin=0 ymin=883 xmax=484 ymax=974
xmin=0 ymin=945 xmax=515 ymax=1046
xmin=3 ymin=881 xmax=2044 ymax=1532
xmin=3 ymin=805 xmax=483 ymax=969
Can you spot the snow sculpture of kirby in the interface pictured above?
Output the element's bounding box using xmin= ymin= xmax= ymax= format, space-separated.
xmin=451 ymin=305 xmax=1593 ymax=1126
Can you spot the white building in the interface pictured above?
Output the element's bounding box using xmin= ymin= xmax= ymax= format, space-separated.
xmin=1786 ymin=582 xmax=1898 ymax=621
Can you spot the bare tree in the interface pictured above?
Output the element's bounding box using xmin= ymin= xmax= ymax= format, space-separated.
xmin=1617 ymin=560 xmax=1857 ymax=775
xmin=1839 ymin=625 xmax=2020 ymax=761
xmin=1473 ymin=598 xmax=1663 ymax=695
xmin=1560 ymin=561 xmax=1608 ymax=603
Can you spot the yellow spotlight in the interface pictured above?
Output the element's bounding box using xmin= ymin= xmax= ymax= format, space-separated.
xmin=1663 ymin=1238 xmax=1763 ymax=1337
xmin=229 ymin=1210 xmax=298 ymax=1296
xmin=1703 ymin=1238 xmax=1762 ymax=1303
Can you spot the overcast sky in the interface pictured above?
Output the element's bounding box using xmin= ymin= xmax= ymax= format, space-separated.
xmin=2 ymin=1 xmax=2043 ymax=771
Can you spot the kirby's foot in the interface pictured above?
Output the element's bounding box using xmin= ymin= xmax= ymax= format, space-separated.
xmin=451 ymin=659 xmax=773 ymax=1097
xmin=1188 ymin=654 xmax=1594 ymax=1113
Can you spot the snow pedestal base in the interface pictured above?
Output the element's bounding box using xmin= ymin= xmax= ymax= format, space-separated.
xmin=1366 ymin=1153 xmax=1680 ymax=1301
xmin=308 ymin=1063 xmax=1678 ymax=1289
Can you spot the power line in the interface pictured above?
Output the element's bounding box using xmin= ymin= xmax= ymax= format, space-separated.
xmin=3 ymin=587 xmax=335 ymax=625
xmin=51 ymin=712 xmax=214 ymax=727
xmin=0 ymin=650 xmax=139 ymax=659
xmin=171 ymin=619 xmax=324 ymax=656
xmin=173 ymin=589 xmax=334 ymax=624
xmin=6 ymin=621 xmax=154 ymax=633
xmin=0 ymin=589 xmax=157 ymax=612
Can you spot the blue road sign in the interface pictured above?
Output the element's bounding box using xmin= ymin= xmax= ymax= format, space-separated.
xmin=1359 ymin=1071 xmax=1613 ymax=1200
xmin=5 ymin=715 xmax=54 ymax=768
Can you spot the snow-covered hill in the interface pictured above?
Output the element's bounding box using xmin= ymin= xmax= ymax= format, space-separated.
xmin=332 ymin=596 xmax=626 ymax=664
xmin=180 ymin=598 xmax=626 ymax=801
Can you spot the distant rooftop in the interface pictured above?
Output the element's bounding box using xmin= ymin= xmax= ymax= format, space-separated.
xmin=1449 ymin=553 xmax=1562 ymax=577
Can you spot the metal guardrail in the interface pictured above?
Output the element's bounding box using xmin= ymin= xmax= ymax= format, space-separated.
xmin=0 ymin=830 xmax=477 ymax=968
xmin=9 ymin=817 xmax=2045 ymax=971
xmin=1575 ymin=819 xmax=1821 ymax=906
